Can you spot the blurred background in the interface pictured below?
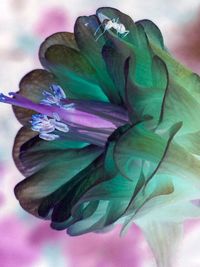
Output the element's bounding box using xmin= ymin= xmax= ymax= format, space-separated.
xmin=1 ymin=0 xmax=200 ymax=266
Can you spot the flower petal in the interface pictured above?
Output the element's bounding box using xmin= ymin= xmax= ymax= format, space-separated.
xmin=67 ymin=201 xmax=109 ymax=236
xmin=49 ymin=155 xmax=104 ymax=223
xmin=136 ymin=19 xmax=165 ymax=50
xmin=13 ymin=69 xmax=57 ymax=125
xmin=114 ymin=121 xmax=181 ymax=181
xmin=140 ymin=21 xmax=200 ymax=108
xmin=39 ymin=32 xmax=78 ymax=66
xmin=96 ymin=7 xmax=137 ymax=45
xmin=175 ymin=130 xmax=200 ymax=155
xmin=14 ymin=143 xmax=103 ymax=217
xmin=101 ymin=21 xmax=168 ymax=125
xmin=44 ymin=44 xmax=108 ymax=101
xmin=125 ymin=55 xmax=168 ymax=126
xmin=158 ymin=78 xmax=200 ymax=135
xmin=13 ymin=127 xmax=89 ymax=176
xmin=74 ymin=14 xmax=122 ymax=104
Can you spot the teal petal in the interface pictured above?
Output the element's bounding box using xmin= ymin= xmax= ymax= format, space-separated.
xmin=74 ymin=15 xmax=122 ymax=104
xmin=68 ymin=201 xmax=109 ymax=235
xmin=13 ymin=127 xmax=89 ymax=176
xmin=51 ymin=201 xmax=99 ymax=231
xmin=14 ymin=137 xmax=103 ymax=217
xmin=44 ymin=44 xmax=108 ymax=101
xmin=125 ymin=54 xmax=168 ymax=126
xmin=136 ymin=20 xmax=165 ymax=50
xmin=142 ymin=21 xmax=200 ymax=111
xmin=114 ymin=121 xmax=182 ymax=181
xmin=50 ymin=155 xmax=104 ymax=223
xmin=157 ymin=78 xmax=200 ymax=135
xmin=96 ymin=7 xmax=137 ymax=45
xmin=101 ymin=21 xmax=168 ymax=126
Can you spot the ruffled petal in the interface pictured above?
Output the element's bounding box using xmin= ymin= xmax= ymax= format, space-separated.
xmin=140 ymin=20 xmax=200 ymax=110
xmin=14 ymin=143 xmax=103 ymax=217
xmin=101 ymin=23 xmax=168 ymax=126
xmin=13 ymin=127 xmax=89 ymax=176
xmin=114 ymin=121 xmax=181 ymax=181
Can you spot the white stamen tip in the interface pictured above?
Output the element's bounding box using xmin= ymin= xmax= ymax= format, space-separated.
xmin=39 ymin=133 xmax=59 ymax=141
xmin=53 ymin=112 xmax=61 ymax=121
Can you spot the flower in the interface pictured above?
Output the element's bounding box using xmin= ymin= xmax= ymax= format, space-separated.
xmin=1 ymin=7 xmax=200 ymax=267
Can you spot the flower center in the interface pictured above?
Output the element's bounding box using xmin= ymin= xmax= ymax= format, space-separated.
xmin=0 ymin=85 xmax=129 ymax=146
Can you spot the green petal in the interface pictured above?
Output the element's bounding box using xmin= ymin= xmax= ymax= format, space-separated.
xmin=74 ymin=175 xmax=134 ymax=227
xmin=70 ymin=131 xmax=144 ymax=234
xmin=102 ymin=39 xmax=130 ymax=105
xmin=39 ymin=32 xmax=78 ymax=66
xmin=157 ymin=79 xmax=200 ymax=135
xmin=125 ymin=54 xmax=168 ymax=126
xmin=96 ymin=7 xmax=137 ymax=45
xmin=50 ymin=155 xmax=104 ymax=223
xmin=104 ymin=124 xmax=131 ymax=179
xmin=44 ymin=44 xmax=108 ymax=101
xmin=136 ymin=20 xmax=165 ymax=50
xmin=69 ymin=198 xmax=128 ymax=235
xmin=68 ymin=201 xmax=109 ymax=235
xmin=51 ymin=201 xmax=99 ymax=231
xmin=74 ymin=15 xmax=121 ymax=104
xmin=101 ymin=21 xmax=168 ymax=126
xmin=14 ymin=139 xmax=102 ymax=217
xmin=114 ymin=121 xmax=181 ymax=181
xmin=141 ymin=21 xmax=200 ymax=109
xmin=13 ymin=127 xmax=39 ymax=176
xmin=13 ymin=69 xmax=57 ymax=125
xmin=13 ymin=127 xmax=89 ymax=176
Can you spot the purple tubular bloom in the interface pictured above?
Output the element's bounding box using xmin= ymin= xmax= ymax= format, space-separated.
xmin=0 ymin=90 xmax=129 ymax=146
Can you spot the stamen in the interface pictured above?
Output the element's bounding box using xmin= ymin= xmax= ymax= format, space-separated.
xmin=54 ymin=121 xmax=69 ymax=132
xmin=30 ymin=113 xmax=69 ymax=141
xmin=51 ymin=84 xmax=66 ymax=99
xmin=41 ymin=84 xmax=67 ymax=107
xmin=62 ymin=103 xmax=75 ymax=110
xmin=40 ymin=84 xmax=75 ymax=111
xmin=31 ymin=114 xmax=55 ymax=133
xmin=39 ymin=133 xmax=59 ymax=141
xmin=0 ymin=85 xmax=129 ymax=146
xmin=53 ymin=112 xmax=61 ymax=121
